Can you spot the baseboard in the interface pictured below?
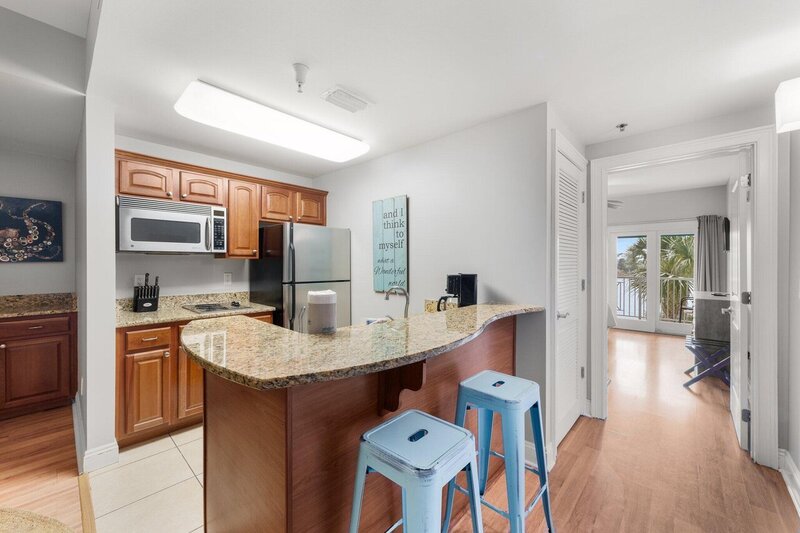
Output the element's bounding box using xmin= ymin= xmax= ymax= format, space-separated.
xmin=525 ymin=441 xmax=557 ymax=472
xmin=83 ymin=441 xmax=119 ymax=473
xmin=72 ymin=398 xmax=87 ymax=473
xmin=779 ymin=449 xmax=800 ymax=518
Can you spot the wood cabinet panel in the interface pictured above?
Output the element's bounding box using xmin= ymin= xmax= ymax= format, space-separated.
xmin=227 ymin=180 xmax=259 ymax=258
xmin=118 ymin=159 xmax=176 ymax=199
xmin=177 ymin=326 xmax=204 ymax=420
xmin=0 ymin=335 xmax=70 ymax=410
xmin=295 ymin=190 xmax=326 ymax=225
xmin=251 ymin=314 xmax=274 ymax=324
xmin=179 ymin=171 xmax=224 ymax=205
xmin=0 ymin=316 xmax=70 ymax=339
xmin=260 ymin=185 xmax=295 ymax=222
xmin=124 ymin=348 xmax=171 ymax=434
xmin=125 ymin=327 xmax=171 ymax=351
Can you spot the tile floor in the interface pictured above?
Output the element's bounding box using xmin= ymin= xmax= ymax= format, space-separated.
xmin=89 ymin=425 xmax=204 ymax=533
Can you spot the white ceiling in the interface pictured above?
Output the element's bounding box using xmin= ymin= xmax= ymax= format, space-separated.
xmin=608 ymin=152 xmax=741 ymax=198
xmin=0 ymin=0 xmax=92 ymax=37
xmin=87 ymin=0 xmax=800 ymax=177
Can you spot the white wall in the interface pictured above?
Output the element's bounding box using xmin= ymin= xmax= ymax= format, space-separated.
xmin=315 ymin=104 xmax=549 ymax=323
xmin=113 ymin=135 xmax=312 ymax=298
xmin=607 ymin=185 xmax=727 ymax=226
xmin=787 ymin=131 xmax=800 ymax=464
xmin=0 ymin=149 xmax=76 ymax=295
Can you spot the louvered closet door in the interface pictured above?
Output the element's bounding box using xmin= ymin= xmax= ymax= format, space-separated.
xmin=554 ymin=150 xmax=585 ymax=445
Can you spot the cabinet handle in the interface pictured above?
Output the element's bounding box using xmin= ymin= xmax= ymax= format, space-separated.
xmin=166 ymin=191 xmax=173 ymax=197
xmin=164 ymin=351 xmax=170 ymax=358
xmin=252 ymin=249 xmax=258 ymax=255
xmin=0 ymin=344 xmax=5 ymax=349
xmin=141 ymin=336 xmax=159 ymax=342
xmin=181 ymin=193 xmax=188 ymax=198
xmin=27 ymin=325 xmax=44 ymax=330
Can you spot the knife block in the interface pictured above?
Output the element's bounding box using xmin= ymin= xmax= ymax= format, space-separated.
xmin=133 ymin=285 xmax=160 ymax=313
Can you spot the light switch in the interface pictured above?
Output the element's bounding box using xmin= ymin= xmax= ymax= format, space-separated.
xmin=224 ymin=272 xmax=232 ymax=286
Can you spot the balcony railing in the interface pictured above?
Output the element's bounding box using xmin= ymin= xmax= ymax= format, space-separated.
xmin=616 ymin=275 xmax=694 ymax=322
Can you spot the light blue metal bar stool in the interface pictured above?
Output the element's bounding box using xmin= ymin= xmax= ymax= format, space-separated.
xmin=349 ymin=409 xmax=483 ymax=533
xmin=442 ymin=370 xmax=554 ymax=533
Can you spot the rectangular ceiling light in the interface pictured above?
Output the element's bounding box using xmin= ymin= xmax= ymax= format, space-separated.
xmin=174 ymin=80 xmax=370 ymax=162
xmin=776 ymin=77 xmax=800 ymax=133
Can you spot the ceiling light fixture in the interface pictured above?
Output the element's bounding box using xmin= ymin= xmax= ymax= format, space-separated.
xmin=776 ymin=77 xmax=800 ymax=133
xmin=174 ymin=80 xmax=370 ymax=162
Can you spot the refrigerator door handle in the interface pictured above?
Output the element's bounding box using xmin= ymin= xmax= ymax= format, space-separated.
xmin=288 ymin=221 xmax=297 ymax=330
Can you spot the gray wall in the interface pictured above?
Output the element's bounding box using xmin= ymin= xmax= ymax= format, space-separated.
xmin=608 ymin=185 xmax=728 ymax=226
xmin=0 ymin=149 xmax=76 ymax=295
xmin=788 ymin=131 xmax=800 ymax=463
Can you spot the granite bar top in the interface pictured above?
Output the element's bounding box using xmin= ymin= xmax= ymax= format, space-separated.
xmin=117 ymin=291 xmax=275 ymax=328
xmin=181 ymin=303 xmax=543 ymax=390
xmin=0 ymin=293 xmax=77 ymax=319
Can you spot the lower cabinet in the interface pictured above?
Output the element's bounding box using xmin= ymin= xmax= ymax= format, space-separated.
xmin=117 ymin=312 xmax=273 ymax=446
xmin=0 ymin=313 xmax=76 ymax=420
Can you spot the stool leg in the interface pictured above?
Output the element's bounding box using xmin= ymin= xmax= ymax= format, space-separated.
xmin=465 ymin=456 xmax=484 ymax=533
xmin=349 ymin=447 xmax=369 ymax=533
xmin=530 ymin=402 xmax=554 ymax=532
xmin=477 ymin=407 xmax=493 ymax=495
xmin=405 ymin=483 xmax=441 ymax=532
xmin=501 ymin=411 xmax=526 ymax=533
xmin=442 ymin=395 xmax=469 ymax=532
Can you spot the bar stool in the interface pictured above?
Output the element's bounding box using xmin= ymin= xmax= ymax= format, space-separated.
xmin=442 ymin=370 xmax=554 ymax=533
xmin=349 ymin=409 xmax=483 ymax=533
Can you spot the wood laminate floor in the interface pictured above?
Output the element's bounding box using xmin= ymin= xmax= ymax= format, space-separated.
xmin=0 ymin=406 xmax=82 ymax=531
xmin=453 ymin=329 xmax=800 ymax=532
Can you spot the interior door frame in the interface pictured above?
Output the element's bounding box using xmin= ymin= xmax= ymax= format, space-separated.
xmin=549 ymin=129 xmax=589 ymax=460
xmin=588 ymin=125 xmax=779 ymax=468
xmin=608 ymin=220 xmax=697 ymax=336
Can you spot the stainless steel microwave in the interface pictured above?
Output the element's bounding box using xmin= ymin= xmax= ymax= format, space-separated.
xmin=117 ymin=196 xmax=226 ymax=254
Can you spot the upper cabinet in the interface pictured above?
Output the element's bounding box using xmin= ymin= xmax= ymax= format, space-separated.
xmin=295 ymin=190 xmax=327 ymax=225
xmin=261 ymin=185 xmax=294 ymax=222
xmin=227 ymin=180 xmax=259 ymax=258
xmin=179 ymin=171 xmax=224 ymax=205
xmin=118 ymin=159 xmax=176 ymax=199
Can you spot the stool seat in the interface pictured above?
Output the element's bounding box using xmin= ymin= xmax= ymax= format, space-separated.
xmin=364 ymin=410 xmax=474 ymax=472
xmin=460 ymin=370 xmax=540 ymax=409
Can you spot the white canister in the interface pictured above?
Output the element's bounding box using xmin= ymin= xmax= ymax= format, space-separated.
xmin=307 ymin=290 xmax=337 ymax=334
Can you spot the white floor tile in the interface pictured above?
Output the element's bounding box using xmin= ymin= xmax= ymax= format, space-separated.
xmin=89 ymin=435 xmax=176 ymax=478
xmin=95 ymin=478 xmax=203 ymax=533
xmin=91 ymin=447 xmax=195 ymax=517
xmin=179 ymin=438 xmax=203 ymax=476
xmin=196 ymin=473 xmax=203 ymax=487
xmin=170 ymin=425 xmax=203 ymax=446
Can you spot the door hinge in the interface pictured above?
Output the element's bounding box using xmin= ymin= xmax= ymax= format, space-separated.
xmin=580 ymin=366 xmax=585 ymax=379
xmin=581 ymin=191 xmax=585 ymax=204
xmin=742 ymin=409 xmax=751 ymax=423
xmin=741 ymin=291 xmax=751 ymax=304
xmin=581 ymin=279 xmax=586 ymax=291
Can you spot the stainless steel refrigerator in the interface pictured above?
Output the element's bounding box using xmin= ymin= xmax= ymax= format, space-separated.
xmin=250 ymin=222 xmax=351 ymax=331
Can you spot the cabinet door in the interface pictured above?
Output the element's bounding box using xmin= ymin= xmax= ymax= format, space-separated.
xmin=124 ymin=348 xmax=171 ymax=434
xmin=260 ymin=185 xmax=295 ymax=221
xmin=227 ymin=180 xmax=259 ymax=258
xmin=295 ymin=190 xmax=327 ymax=225
xmin=179 ymin=171 xmax=224 ymax=205
xmin=118 ymin=159 xmax=176 ymax=199
xmin=177 ymin=326 xmax=204 ymax=420
xmin=0 ymin=335 xmax=70 ymax=410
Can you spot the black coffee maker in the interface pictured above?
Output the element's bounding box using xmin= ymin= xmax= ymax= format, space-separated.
xmin=437 ymin=274 xmax=477 ymax=311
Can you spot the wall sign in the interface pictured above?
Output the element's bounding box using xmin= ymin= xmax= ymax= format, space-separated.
xmin=373 ymin=195 xmax=408 ymax=292
xmin=0 ymin=196 xmax=63 ymax=263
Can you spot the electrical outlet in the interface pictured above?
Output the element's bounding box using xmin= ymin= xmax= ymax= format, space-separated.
xmin=223 ymin=272 xmax=232 ymax=287
xmin=134 ymin=274 xmax=146 ymax=286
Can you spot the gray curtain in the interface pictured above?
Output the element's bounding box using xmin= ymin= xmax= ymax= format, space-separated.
xmin=696 ymin=215 xmax=726 ymax=292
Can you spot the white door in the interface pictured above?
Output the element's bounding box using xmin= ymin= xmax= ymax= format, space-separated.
xmin=553 ymin=137 xmax=587 ymax=445
xmin=728 ymin=152 xmax=753 ymax=451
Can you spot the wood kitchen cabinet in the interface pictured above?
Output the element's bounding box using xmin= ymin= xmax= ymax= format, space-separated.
xmin=227 ymin=179 xmax=260 ymax=258
xmin=124 ymin=348 xmax=172 ymax=434
xmin=177 ymin=326 xmax=203 ymax=420
xmin=118 ymin=159 xmax=177 ymax=199
xmin=179 ymin=171 xmax=225 ymax=205
xmin=295 ymin=190 xmax=327 ymax=225
xmin=0 ymin=313 xmax=77 ymax=420
xmin=261 ymin=184 xmax=295 ymax=222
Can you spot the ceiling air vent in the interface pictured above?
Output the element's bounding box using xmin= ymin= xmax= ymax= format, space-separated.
xmin=321 ymin=86 xmax=369 ymax=113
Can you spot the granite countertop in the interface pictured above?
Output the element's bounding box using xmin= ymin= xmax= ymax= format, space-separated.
xmin=181 ymin=303 xmax=543 ymax=390
xmin=117 ymin=292 xmax=276 ymax=328
xmin=0 ymin=293 xmax=77 ymax=319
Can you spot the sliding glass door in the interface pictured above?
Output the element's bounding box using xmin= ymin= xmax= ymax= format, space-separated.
xmin=609 ymin=222 xmax=696 ymax=335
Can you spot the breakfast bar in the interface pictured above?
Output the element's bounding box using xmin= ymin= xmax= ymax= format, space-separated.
xmin=181 ymin=304 xmax=543 ymax=532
